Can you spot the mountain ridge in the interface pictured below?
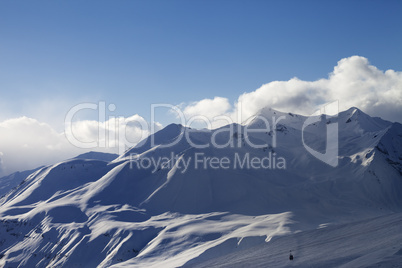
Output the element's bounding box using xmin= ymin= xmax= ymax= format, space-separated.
xmin=0 ymin=106 xmax=401 ymax=267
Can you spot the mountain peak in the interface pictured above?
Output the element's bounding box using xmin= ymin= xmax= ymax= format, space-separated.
xmin=72 ymin=151 xmax=119 ymax=162
xmin=255 ymin=107 xmax=288 ymax=117
xmin=246 ymin=107 xmax=306 ymax=131
xmin=343 ymin=106 xmax=364 ymax=117
xmin=339 ymin=107 xmax=391 ymax=132
xmin=119 ymin=122 xmax=186 ymax=159
xmin=347 ymin=106 xmax=361 ymax=112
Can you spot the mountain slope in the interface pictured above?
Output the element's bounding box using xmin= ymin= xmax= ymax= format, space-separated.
xmin=0 ymin=167 xmax=42 ymax=198
xmin=188 ymin=212 xmax=402 ymax=268
xmin=0 ymin=107 xmax=401 ymax=267
xmin=73 ymin=151 xmax=119 ymax=162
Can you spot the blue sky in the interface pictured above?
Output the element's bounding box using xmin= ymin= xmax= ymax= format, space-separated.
xmin=1 ymin=0 xmax=402 ymax=176
xmin=1 ymin=0 xmax=402 ymax=127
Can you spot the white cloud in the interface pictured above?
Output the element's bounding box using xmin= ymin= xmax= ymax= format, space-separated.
xmin=0 ymin=117 xmax=77 ymax=177
xmin=1 ymin=56 xmax=401 ymax=176
xmin=183 ymin=97 xmax=231 ymax=119
xmin=179 ymin=97 xmax=233 ymax=128
xmin=181 ymin=56 xmax=402 ymax=124
xmin=0 ymin=115 xmax=158 ymax=177
xmin=66 ymin=114 xmax=161 ymax=152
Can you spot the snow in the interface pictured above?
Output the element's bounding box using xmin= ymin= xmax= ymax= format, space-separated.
xmin=0 ymin=107 xmax=401 ymax=267
xmin=0 ymin=167 xmax=42 ymax=198
xmin=72 ymin=151 xmax=119 ymax=162
xmin=189 ymin=212 xmax=402 ymax=268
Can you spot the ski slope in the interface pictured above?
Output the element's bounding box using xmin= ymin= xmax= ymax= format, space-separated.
xmin=188 ymin=212 xmax=402 ymax=268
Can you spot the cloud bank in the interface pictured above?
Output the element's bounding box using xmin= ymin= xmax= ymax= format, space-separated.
xmin=0 ymin=117 xmax=75 ymax=176
xmin=182 ymin=56 xmax=402 ymax=124
xmin=0 ymin=115 xmax=159 ymax=177
xmin=1 ymin=56 xmax=401 ymax=176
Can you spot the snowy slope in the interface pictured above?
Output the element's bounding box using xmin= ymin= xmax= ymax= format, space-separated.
xmin=0 ymin=107 xmax=401 ymax=267
xmin=73 ymin=151 xmax=119 ymax=162
xmin=0 ymin=151 xmax=119 ymax=202
xmin=188 ymin=212 xmax=402 ymax=268
xmin=0 ymin=167 xmax=42 ymax=198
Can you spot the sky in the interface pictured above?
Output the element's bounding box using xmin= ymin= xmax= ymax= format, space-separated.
xmin=0 ymin=0 xmax=402 ymax=176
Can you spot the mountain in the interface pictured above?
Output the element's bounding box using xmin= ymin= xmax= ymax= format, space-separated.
xmin=0 ymin=107 xmax=401 ymax=267
xmin=72 ymin=151 xmax=119 ymax=162
xmin=0 ymin=167 xmax=42 ymax=198
xmin=0 ymin=151 xmax=119 ymax=201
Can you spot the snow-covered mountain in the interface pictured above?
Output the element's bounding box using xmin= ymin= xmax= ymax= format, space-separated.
xmin=0 ymin=107 xmax=401 ymax=267
xmin=72 ymin=151 xmax=119 ymax=162
xmin=0 ymin=152 xmax=118 ymax=200
xmin=0 ymin=167 xmax=42 ymax=198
